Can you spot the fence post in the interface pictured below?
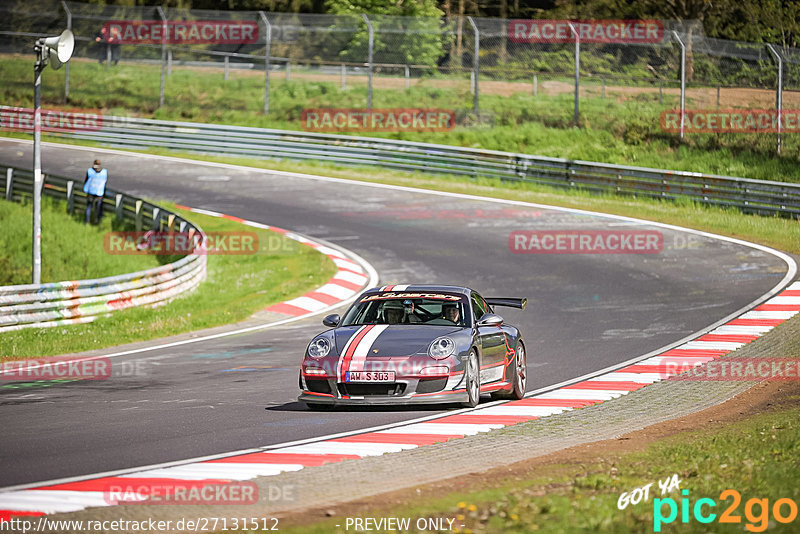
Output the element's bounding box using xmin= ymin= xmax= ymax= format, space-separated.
xmin=568 ymin=22 xmax=579 ymax=125
xmin=404 ymin=65 xmax=409 ymax=89
xmin=467 ymin=16 xmax=479 ymax=116
xmin=363 ymin=14 xmax=374 ymax=111
xmin=157 ymin=6 xmax=167 ymax=108
xmin=767 ymin=44 xmax=783 ymax=156
xmin=224 ymin=55 xmax=229 ymax=80
xmin=66 ymin=180 xmax=74 ymax=213
xmin=341 ymin=63 xmax=346 ymax=88
xmin=716 ymin=85 xmax=720 ymax=109
xmin=115 ymin=193 xmax=123 ymax=221
xmin=259 ymin=12 xmax=271 ymax=115
xmin=135 ymin=200 xmax=143 ymax=232
xmin=672 ymin=31 xmax=686 ymax=140
xmin=5 ymin=168 xmax=12 ymax=201
xmin=533 ymin=74 xmax=537 ymax=96
xmin=62 ymin=1 xmax=71 ymax=102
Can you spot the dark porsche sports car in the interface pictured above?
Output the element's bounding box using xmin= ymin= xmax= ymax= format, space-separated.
xmin=298 ymin=285 xmax=527 ymax=408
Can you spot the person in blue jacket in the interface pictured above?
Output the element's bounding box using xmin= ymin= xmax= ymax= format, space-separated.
xmin=84 ymin=159 xmax=108 ymax=224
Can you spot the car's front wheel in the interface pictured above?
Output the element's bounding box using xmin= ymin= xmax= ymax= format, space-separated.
xmin=463 ymin=349 xmax=481 ymax=408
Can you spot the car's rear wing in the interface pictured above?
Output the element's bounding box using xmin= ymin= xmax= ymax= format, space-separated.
xmin=486 ymin=297 xmax=527 ymax=310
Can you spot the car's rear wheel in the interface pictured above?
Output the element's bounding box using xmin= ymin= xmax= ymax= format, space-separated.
xmin=493 ymin=342 xmax=527 ymax=400
xmin=463 ymin=349 xmax=481 ymax=408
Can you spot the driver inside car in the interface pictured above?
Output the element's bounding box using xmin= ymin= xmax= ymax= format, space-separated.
xmin=382 ymin=300 xmax=405 ymax=324
xmin=442 ymin=303 xmax=460 ymax=324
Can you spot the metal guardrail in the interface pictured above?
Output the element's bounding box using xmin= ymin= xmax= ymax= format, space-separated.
xmin=0 ymin=165 xmax=206 ymax=332
xmin=19 ymin=112 xmax=800 ymax=218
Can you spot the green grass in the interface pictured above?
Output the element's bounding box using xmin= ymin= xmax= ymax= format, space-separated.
xmin=277 ymin=403 xmax=800 ymax=533
xmin=2 ymin=55 xmax=799 ymax=182
xmin=0 ymin=196 xmax=166 ymax=285
xmin=0 ymin=202 xmax=338 ymax=359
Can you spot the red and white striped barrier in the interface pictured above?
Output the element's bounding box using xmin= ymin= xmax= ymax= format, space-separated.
xmin=2 ymin=280 xmax=797 ymax=521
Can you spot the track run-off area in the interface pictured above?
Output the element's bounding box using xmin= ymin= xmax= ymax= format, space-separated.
xmin=0 ymin=138 xmax=796 ymax=524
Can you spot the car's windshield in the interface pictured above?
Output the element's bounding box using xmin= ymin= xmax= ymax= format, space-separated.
xmin=341 ymin=292 xmax=468 ymax=327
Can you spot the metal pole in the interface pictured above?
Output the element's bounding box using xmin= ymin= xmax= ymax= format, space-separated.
xmin=672 ymin=31 xmax=686 ymax=140
xmin=602 ymin=78 xmax=605 ymax=99
xmin=259 ymin=12 xmax=271 ymax=114
xmin=224 ymin=55 xmax=229 ymax=80
xmin=167 ymin=49 xmax=172 ymax=76
xmin=32 ymin=49 xmax=45 ymax=284
xmin=363 ymin=14 xmax=373 ymax=111
xmin=533 ymin=74 xmax=537 ymax=96
xmin=341 ymin=63 xmax=346 ymax=88
xmin=404 ymin=64 xmax=409 ymax=89
xmin=467 ymin=16 xmax=479 ymax=116
xmin=767 ymin=44 xmax=783 ymax=156
xmin=62 ymin=1 xmax=71 ymax=101
xmin=568 ymin=22 xmax=579 ymax=125
xmin=157 ymin=6 xmax=167 ymax=108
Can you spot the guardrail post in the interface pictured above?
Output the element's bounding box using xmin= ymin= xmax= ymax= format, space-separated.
xmin=259 ymin=12 xmax=272 ymax=115
xmin=135 ymin=200 xmax=143 ymax=232
xmin=62 ymin=1 xmax=71 ymax=101
xmin=152 ymin=207 xmax=161 ymax=230
xmin=363 ymin=14 xmax=374 ymax=111
xmin=115 ymin=193 xmax=123 ymax=221
xmin=767 ymin=44 xmax=783 ymax=156
xmin=467 ymin=16 xmax=479 ymax=116
xmin=157 ymin=6 xmax=167 ymax=108
xmin=66 ymin=180 xmax=74 ymax=213
xmin=568 ymin=22 xmax=580 ymax=125
xmin=5 ymin=168 xmax=11 ymax=201
xmin=672 ymin=31 xmax=686 ymax=140
xmin=224 ymin=55 xmax=229 ymax=80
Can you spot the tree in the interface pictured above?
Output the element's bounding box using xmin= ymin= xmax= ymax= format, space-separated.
xmin=325 ymin=0 xmax=445 ymax=66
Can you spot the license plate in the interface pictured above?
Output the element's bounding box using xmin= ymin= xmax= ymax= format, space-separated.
xmin=345 ymin=371 xmax=395 ymax=382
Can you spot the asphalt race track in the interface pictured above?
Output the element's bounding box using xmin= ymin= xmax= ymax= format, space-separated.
xmin=0 ymin=139 xmax=790 ymax=488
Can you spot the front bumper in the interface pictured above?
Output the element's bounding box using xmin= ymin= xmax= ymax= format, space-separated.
xmin=298 ymin=373 xmax=467 ymax=406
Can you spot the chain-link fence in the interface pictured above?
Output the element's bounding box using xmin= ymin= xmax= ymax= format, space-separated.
xmin=1 ymin=0 xmax=797 ymax=154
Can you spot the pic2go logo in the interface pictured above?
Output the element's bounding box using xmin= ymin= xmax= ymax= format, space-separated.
xmin=654 ymin=489 xmax=799 ymax=532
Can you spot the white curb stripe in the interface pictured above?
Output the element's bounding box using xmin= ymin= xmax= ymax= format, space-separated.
xmin=119 ymin=464 xmax=303 ymax=481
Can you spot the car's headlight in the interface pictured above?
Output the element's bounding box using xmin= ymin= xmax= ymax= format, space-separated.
xmin=428 ymin=337 xmax=456 ymax=359
xmin=307 ymin=337 xmax=331 ymax=359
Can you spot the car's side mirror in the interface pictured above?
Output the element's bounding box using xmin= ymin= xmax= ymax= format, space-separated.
xmin=477 ymin=313 xmax=503 ymax=327
xmin=322 ymin=314 xmax=340 ymax=328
